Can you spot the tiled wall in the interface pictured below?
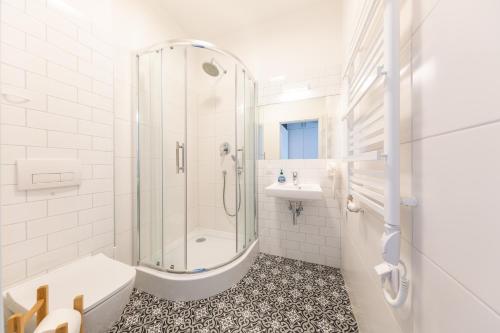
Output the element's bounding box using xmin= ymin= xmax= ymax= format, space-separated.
xmin=1 ymin=0 xmax=114 ymax=286
xmin=111 ymin=0 xmax=186 ymax=266
xmin=0 ymin=0 xmax=187 ymax=284
xmin=411 ymin=0 xmax=500 ymax=330
xmin=207 ymin=1 xmax=345 ymax=264
xmin=194 ymin=52 xmax=239 ymax=236
xmin=257 ymin=159 xmax=340 ymax=267
xmin=339 ymin=0 xmax=500 ymax=332
xmin=113 ymin=47 xmax=134 ymax=264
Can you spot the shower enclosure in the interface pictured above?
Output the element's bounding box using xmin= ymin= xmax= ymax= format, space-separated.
xmin=136 ymin=40 xmax=257 ymax=273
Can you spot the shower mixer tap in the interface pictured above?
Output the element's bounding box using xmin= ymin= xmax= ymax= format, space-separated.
xmin=220 ymin=142 xmax=230 ymax=156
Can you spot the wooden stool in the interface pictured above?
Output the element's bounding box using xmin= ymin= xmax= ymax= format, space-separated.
xmin=7 ymin=285 xmax=84 ymax=333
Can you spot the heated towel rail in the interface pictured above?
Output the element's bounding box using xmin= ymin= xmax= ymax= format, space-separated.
xmin=342 ymin=0 xmax=416 ymax=307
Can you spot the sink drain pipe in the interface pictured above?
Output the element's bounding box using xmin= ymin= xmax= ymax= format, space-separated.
xmin=288 ymin=201 xmax=303 ymax=225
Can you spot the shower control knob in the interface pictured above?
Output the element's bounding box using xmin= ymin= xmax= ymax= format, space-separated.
xmin=220 ymin=142 xmax=230 ymax=156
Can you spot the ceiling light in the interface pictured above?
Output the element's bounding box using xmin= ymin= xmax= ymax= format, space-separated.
xmin=279 ymin=86 xmax=312 ymax=103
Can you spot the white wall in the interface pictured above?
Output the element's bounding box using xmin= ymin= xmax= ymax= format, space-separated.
xmin=339 ymin=0 xmax=500 ymax=332
xmin=193 ymin=51 xmax=239 ymax=237
xmin=257 ymin=159 xmax=340 ymax=266
xmin=411 ymin=0 xmax=500 ymax=331
xmin=0 ymin=0 xmax=186 ymax=286
xmin=1 ymin=0 xmax=115 ymax=287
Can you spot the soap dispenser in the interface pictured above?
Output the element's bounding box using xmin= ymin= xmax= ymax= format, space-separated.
xmin=278 ymin=169 xmax=286 ymax=183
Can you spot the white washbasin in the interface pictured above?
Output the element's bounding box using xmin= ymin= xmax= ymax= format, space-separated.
xmin=265 ymin=182 xmax=323 ymax=201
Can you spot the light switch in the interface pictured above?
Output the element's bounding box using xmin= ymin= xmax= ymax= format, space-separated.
xmin=33 ymin=173 xmax=61 ymax=184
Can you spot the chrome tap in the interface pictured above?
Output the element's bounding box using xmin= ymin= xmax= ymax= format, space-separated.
xmin=292 ymin=171 xmax=298 ymax=185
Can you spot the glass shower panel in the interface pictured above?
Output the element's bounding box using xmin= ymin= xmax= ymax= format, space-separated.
xmin=236 ymin=67 xmax=246 ymax=252
xmin=244 ymin=76 xmax=257 ymax=246
xmin=162 ymin=47 xmax=187 ymax=271
xmin=138 ymin=51 xmax=163 ymax=267
xmin=186 ymin=47 xmax=238 ymax=270
xmin=185 ymin=47 xmax=200 ymax=270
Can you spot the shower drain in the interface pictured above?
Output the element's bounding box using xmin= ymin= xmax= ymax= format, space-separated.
xmin=195 ymin=237 xmax=207 ymax=243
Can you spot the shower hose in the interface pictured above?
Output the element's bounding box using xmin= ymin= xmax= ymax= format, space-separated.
xmin=222 ymin=170 xmax=241 ymax=217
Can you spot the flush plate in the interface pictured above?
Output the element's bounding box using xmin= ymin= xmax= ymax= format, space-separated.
xmin=17 ymin=159 xmax=82 ymax=190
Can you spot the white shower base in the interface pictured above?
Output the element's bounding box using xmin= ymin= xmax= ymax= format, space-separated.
xmin=135 ymin=239 xmax=259 ymax=301
xmin=163 ymin=228 xmax=237 ymax=271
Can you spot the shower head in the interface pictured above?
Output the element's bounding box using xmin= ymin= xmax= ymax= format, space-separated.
xmin=202 ymin=59 xmax=227 ymax=77
xmin=202 ymin=61 xmax=219 ymax=77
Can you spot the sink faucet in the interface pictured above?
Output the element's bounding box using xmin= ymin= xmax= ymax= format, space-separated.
xmin=293 ymin=171 xmax=298 ymax=185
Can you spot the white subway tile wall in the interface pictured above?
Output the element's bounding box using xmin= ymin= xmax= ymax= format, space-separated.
xmin=257 ymin=159 xmax=340 ymax=267
xmin=1 ymin=0 xmax=114 ymax=287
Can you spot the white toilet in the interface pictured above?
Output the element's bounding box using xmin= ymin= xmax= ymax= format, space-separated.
xmin=3 ymin=254 xmax=136 ymax=333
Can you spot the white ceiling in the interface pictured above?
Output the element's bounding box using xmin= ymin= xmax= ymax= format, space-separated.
xmin=160 ymin=0 xmax=331 ymax=38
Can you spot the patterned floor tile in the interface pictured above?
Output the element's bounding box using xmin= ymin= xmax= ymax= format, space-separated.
xmin=109 ymin=253 xmax=359 ymax=332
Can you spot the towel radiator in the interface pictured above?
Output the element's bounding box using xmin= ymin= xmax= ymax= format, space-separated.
xmin=342 ymin=0 xmax=416 ymax=307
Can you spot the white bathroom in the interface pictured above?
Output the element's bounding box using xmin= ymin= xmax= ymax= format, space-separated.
xmin=0 ymin=0 xmax=499 ymax=332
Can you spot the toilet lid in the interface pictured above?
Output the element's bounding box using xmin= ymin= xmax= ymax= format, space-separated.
xmin=4 ymin=254 xmax=136 ymax=314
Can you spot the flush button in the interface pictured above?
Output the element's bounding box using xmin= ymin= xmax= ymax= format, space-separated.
xmin=32 ymin=173 xmax=61 ymax=184
xmin=17 ymin=159 xmax=82 ymax=190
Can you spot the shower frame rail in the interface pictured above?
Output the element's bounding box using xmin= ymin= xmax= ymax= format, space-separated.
xmin=342 ymin=0 xmax=416 ymax=307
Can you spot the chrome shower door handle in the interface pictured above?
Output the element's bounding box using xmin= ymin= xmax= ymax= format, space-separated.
xmin=176 ymin=141 xmax=185 ymax=173
xmin=236 ymin=148 xmax=244 ymax=173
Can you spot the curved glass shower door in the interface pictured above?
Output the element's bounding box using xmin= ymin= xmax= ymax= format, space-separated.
xmin=137 ymin=41 xmax=257 ymax=273
xmin=163 ymin=46 xmax=188 ymax=270
xmin=137 ymin=50 xmax=166 ymax=268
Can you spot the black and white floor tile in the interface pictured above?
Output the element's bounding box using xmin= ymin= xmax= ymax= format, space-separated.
xmin=109 ymin=253 xmax=359 ymax=332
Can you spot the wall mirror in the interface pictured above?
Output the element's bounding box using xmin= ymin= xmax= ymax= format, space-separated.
xmin=257 ymin=95 xmax=338 ymax=160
